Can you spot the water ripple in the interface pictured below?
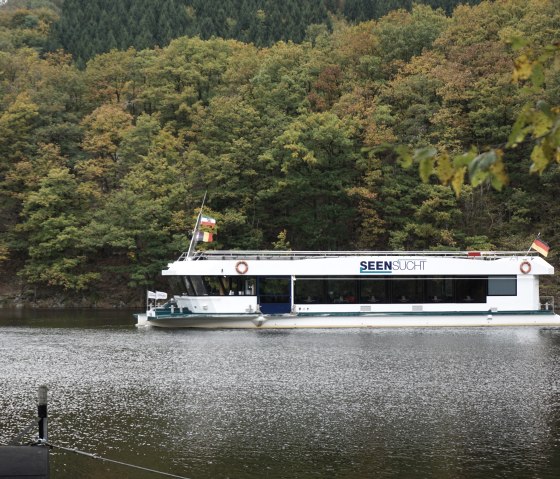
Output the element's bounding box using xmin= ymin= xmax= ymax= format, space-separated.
xmin=2 ymin=316 xmax=560 ymax=478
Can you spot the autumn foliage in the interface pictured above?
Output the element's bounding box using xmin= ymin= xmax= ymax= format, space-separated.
xmin=0 ymin=0 xmax=559 ymax=304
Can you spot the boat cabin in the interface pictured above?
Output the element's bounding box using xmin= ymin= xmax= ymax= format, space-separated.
xmin=162 ymin=251 xmax=553 ymax=315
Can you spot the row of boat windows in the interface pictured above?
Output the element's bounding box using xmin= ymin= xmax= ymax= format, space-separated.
xmin=174 ymin=276 xmax=517 ymax=304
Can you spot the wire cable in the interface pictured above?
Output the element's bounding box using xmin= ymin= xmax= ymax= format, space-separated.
xmin=8 ymin=417 xmax=40 ymax=445
xmin=46 ymin=442 xmax=190 ymax=479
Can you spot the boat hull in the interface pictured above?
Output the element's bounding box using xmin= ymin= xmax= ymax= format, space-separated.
xmin=136 ymin=311 xmax=560 ymax=329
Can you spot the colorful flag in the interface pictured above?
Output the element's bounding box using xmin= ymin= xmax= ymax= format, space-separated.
xmin=196 ymin=231 xmax=214 ymax=242
xmin=200 ymin=216 xmax=216 ymax=228
xmin=531 ymin=237 xmax=550 ymax=256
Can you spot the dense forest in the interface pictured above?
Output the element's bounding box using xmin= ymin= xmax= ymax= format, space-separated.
xmin=0 ymin=0 xmax=558 ymax=306
xmin=48 ymin=0 xmax=482 ymax=66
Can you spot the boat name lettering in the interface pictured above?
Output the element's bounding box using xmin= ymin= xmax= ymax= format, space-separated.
xmin=359 ymin=259 xmax=427 ymax=274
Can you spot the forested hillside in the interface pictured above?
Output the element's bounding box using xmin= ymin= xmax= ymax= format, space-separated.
xmin=49 ymin=0 xmax=482 ymax=66
xmin=0 ymin=0 xmax=558 ymax=306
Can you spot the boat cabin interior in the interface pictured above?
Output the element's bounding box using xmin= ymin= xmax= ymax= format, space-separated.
xmin=171 ymin=274 xmax=517 ymax=305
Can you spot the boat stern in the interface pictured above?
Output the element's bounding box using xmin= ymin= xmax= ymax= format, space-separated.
xmin=135 ymin=312 xmax=151 ymax=327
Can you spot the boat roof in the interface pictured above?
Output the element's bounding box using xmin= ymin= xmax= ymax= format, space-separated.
xmin=163 ymin=250 xmax=552 ymax=276
xmin=180 ymin=250 xmax=539 ymax=261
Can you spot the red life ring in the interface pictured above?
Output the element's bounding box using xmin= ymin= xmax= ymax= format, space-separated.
xmin=520 ymin=261 xmax=531 ymax=274
xmin=235 ymin=260 xmax=249 ymax=274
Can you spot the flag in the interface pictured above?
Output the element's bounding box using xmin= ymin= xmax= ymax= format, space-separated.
xmin=531 ymin=237 xmax=550 ymax=256
xmin=148 ymin=290 xmax=167 ymax=300
xmin=200 ymin=216 xmax=216 ymax=228
xmin=196 ymin=231 xmax=213 ymax=242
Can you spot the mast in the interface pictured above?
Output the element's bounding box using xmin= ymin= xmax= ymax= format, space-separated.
xmin=526 ymin=232 xmax=540 ymax=256
xmin=186 ymin=191 xmax=207 ymax=258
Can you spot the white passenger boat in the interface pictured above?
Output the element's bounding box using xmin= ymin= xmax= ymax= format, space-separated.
xmin=137 ymin=249 xmax=560 ymax=328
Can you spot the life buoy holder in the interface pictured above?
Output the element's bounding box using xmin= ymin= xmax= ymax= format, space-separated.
xmin=520 ymin=261 xmax=531 ymax=274
xmin=236 ymin=260 xmax=249 ymax=275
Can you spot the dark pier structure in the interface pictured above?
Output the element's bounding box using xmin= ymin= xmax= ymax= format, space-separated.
xmin=0 ymin=386 xmax=49 ymax=479
xmin=0 ymin=446 xmax=49 ymax=479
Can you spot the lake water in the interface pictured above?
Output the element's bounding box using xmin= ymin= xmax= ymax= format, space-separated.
xmin=1 ymin=309 xmax=560 ymax=478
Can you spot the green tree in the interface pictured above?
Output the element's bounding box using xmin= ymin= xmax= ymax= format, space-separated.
xmin=82 ymin=128 xmax=188 ymax=287
xmin=0 ymin=92 xmax=39 ymax=171
xmin=375 ymin=4 xmax=449 ymax=65
xmin=16 ymin=167 xmax=99 ymax=290
xmin=84 ymin=48 xmax=138 ymax=106
xmin=261 ymin=112 xmax=362 ymax=249
xmin=77 ymin=103 xmax=133 ymax=192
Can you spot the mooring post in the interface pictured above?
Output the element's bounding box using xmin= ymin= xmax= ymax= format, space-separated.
xmin=37 ymin=385 xmax=48 ymax=442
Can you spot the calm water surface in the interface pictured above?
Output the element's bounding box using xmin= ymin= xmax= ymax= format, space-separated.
xmin=1 ymin=309 xmax=560 ymax=478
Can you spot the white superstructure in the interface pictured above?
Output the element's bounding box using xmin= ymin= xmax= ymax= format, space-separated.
xmin=136 ymin=250 xmax=559 ymax=328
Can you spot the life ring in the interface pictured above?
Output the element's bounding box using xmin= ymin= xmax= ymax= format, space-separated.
xmin=520 ymin=261 xmax=531 ymax=274
xmin=235 ymin=260 xmax=249 ymax=275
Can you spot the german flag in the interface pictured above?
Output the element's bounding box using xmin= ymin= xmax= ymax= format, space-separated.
xmin=196 ymin=231 xmax=213 ymax=242
xmin=531 ymin=238 xmax=550 ymax=257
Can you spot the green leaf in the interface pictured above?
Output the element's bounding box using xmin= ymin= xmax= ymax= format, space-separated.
xmin=530 ymin=144 xmax=549 ymax=174
xmin=435 ymin=152 xmax=454 ymax=185
xmin=470 ymin=169 xmax=489 ymax=188
xmin=417 ymin=156 xmax=436 ymax=183
xmin=395 ymin=145 xmax=413 ymax=168
xmin=453 ymin=148 xmax=478 ymax=168
xmin=507 ymin=110 xmax=530 ymax=147
xmin=468 ymin=150 xmax=499 ymax=188
xmin=489 ymin=152 xmax=507 ymax=191
xmin=451 ymin=167 xmax=466 ymax=197
xmin=468 ymin=150 xmax=497 ymax=176
xmin=414 ymin=146 xmax=438 ymax=163
xmin=411 ymin=147 xmax=437 ymax=183
xmin=531 ymin=108 xmax=554 ymax=138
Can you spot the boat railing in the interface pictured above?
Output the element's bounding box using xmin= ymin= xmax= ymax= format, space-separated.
xmin=540 ymin=296 xmax=555 ymax=312
xmin=175 ymin=250 xmax=539 ymax=262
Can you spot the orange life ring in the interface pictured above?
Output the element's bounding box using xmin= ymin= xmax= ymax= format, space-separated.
xmin=235 ymin=260 xmax=249 ymax=274
xmin=520 ymin=261 xmax=531 ymax=274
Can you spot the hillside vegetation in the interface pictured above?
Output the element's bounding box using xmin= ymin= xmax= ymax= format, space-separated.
xmin=0 ymin=0 xmax=558 ymax=305
xmin=48 ymin=0 xmax=482 ymax=65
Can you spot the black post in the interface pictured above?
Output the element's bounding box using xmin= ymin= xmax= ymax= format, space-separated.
xmin=37 ymin=385 xmax=48 ymax=442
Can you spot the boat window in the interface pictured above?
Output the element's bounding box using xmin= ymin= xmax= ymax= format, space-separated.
xmin=190 ymin=276 xmax=208 ymax=295
xmin=392 ymin=277 xmax=423 ymax=303
xmin=294 ymin=278 xmax=326 ymax=304
xmin=202 ymin=276 xmax=224 ymax=295
xmin=488 ymin=276 xmax=516 ymax=296
xmin=326 ymin=278 xmax=357 ymax=303
xmin=294 ymin=276 xmax=490 ymax=304
xmin=455 ymin=277 xmax=486 ymax=303
xmin=259 ymin=277 xmax=290 ymax=295
xmin=169 ymin=277 xmax=190 ymax=296
xmin=425 ymin=277 xmax=453 ymax=303
xmin=182 ymin=276 xmax=196 ymax=296
xmin=258 ymin=277 xmax=290 ymax=303
xmin=360 ymin=278 xmax=389 ymax=303
xmin=223 ymin=276 xmax=256 ymax=296
xmin=184 ymin=276 xmax=256 ymax=296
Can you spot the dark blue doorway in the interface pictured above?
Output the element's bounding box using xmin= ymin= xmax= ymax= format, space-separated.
xmin=258 ymin=277 xmax=291 ymax=314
